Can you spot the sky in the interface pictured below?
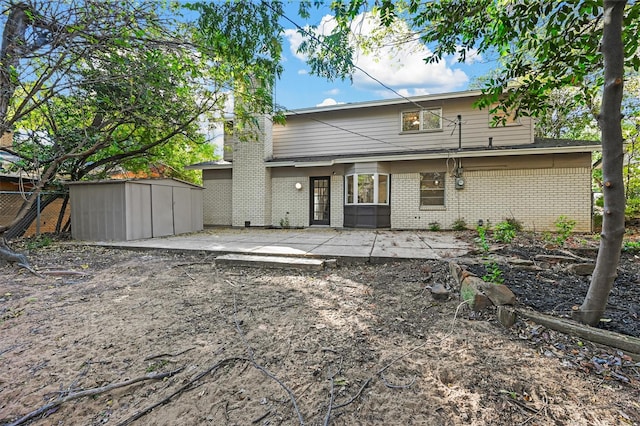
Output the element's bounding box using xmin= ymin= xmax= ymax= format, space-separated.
xmin=273 ymin=3 xmax=496 ymax=111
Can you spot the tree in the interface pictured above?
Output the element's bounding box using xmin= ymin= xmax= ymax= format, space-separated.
xmin=297 ymin=0 xmax=639 ymax=326
xmin=0 ymin=0 xmax=283 ymax=249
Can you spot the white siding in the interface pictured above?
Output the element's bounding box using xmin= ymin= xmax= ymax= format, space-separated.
xmin=273 ymin=97 xmax=534 ymax=159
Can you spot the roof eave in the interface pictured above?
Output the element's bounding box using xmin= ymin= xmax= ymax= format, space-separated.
xmin=265 ymin=144 xmax=601 ymax=168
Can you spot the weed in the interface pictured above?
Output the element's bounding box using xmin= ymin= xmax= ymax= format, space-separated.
xmin=428 ymin=221 xmax=441 ymax=231
xmin=482 ymin=261 xmax=504 ymax=284
xmin=475 ymin=224 xmax=490 ymax=252
xmin=26 ymin=235 xmax=52 ymax=250
xmin=451 ymin=218 xmax=467 ymax=231
xmin=279 ymin=215 xmax=290 ymax=229
xmin=504 ymin=217 xmax=523 ymax=232
xmin=623 ymin=240 xmax=640 ymax=253
xmin=554 ymin=215 xmax=576 ymax=246
xmin=494 ymin=220 xmax=517 ymax=243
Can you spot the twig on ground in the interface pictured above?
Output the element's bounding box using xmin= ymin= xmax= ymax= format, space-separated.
xmin=379 ymin=372 xmax=416 ymax=389
xmin=40 ymin=270 xmax=89 ymax=276
xmin=233 ymin=294 xmax=305 ymax=426
xmin=116 ymin=357 xmax=248 ymax=426
xmin=252 ymin=411 xmax=271 ymax=424
xmin=323 ymin=373 xmax=335 ymax=426
xmin=332 ymin=378 xmax=372 ymax=409
xmin=8 ymin=368 xmax=184 ymax=426
xmin=377 ymin=301 xmax=467 ymax=376
xmin=144 ymin=347 xmax=196 ymax=361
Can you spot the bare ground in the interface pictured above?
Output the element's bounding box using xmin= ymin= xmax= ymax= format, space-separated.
xmin=0 ymin=236 xmax=639 ymax=426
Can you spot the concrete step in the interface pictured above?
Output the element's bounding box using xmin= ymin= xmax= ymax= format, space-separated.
xmin=215 ymin=254 xmax=329 ymax=271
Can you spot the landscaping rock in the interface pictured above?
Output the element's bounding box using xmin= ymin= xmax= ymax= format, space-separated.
xmin=477 ymin=280 xmax=516 ymax=306
xmin=566 ymin=263 xmax=595 ymax=276
xmin=497 ymin=305 xmax=517 ymax=327
xmin=430 ymin=283 xmax=450 ymax=300
xmin=460 ymin=276 xmax=492 ymax=311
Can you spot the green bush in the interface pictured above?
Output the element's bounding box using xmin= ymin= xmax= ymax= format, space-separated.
xmin=475 ymin=224 xmax=490 ymax=252
xmin=428 ymin=221 xmax=441 ymax=231
xmin=504 ymin=217 xmax=523 ymax=232
xmin=494 ymin=220 xmax=517 ymax=243
xmin=451 ymin=218 xmax=467 ymax=231
xmin=554 ymin=215 xmax=576 ymax=246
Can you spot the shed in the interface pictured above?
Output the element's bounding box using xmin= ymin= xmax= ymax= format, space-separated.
xmin=68 ymin=178 xmax=203 ymax=241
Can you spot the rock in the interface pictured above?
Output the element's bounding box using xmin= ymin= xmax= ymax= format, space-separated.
xmin=534 ymin=254 xmax=577 ymax=263
xmin=567 ymin=263 xmax=595 ymax=276
xmin=477 ymin=281 xmax=516 ymax=306
xmin=449 ymin=262 xmax=467 ymax=285
xmin=507 ymin=257 xmax=534 ymax=266
xmin=460 ymin=276 xmax=492 ymax=311
xmin=430 ymin=283 xmax=450 ymax=300
xmin=497 ymin=305 xmax=517 ymax=327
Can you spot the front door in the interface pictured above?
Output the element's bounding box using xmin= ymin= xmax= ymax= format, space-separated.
xmin=310 ymin=177 xmax=330 ymax=225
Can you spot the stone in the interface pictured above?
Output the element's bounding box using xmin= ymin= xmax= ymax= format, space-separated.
xmin=430 ymin=283 xmax=450 ymax=301
xmin=567 ymin=263 xmax=595 ymax=276
xmin=477 ymin=281 xmax=516 ymax=306
xmin=460 ymin=276 xmax=492 ymax=311
xmin=507 ymin=257 xmax=534 ymax=266
xmin=497 ymin=305 xmax=517 ymax=328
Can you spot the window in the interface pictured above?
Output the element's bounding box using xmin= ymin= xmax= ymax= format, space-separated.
xmin=345 ymin=173 xmax=389 ymax=205
xmin=420 ymin=172 xmax=445 ymax=207
xmin=401 ymin=108 xmax=442 ymax=132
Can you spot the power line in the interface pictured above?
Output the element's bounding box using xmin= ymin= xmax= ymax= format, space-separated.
xmin=267 ymin=2 xmax=459 ymax=125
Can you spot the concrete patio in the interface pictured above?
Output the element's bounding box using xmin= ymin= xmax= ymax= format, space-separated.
xmin=96 ymin=228 xmax=471 ymax=263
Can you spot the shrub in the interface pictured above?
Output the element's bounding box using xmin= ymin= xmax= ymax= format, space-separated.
xmin=482 ymin=261 xmax=504 ymax=284
xmin=451 ymin=218 xmax=467 ymax=231
xmin=475 ymin=224 xmax=490 ymax=252
xmin=554 ymin=215 xmax=576 ymax=246
xmin=428 ymin=221 xmax=441 ymax=231
xmin=494 ymin=220 xmax=517 ymax=243
xmin=504 ymin=217 xmax=523 ymax=232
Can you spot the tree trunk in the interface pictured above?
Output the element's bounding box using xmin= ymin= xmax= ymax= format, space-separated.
xmin=573 ymin=0 xmax=626 ymax=326
xmin=0 ymin=3 xmax=28 ymax=135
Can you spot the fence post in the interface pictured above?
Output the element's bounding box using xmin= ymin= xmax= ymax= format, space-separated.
xmin=36 ymin=192 xmax=41 ymax=237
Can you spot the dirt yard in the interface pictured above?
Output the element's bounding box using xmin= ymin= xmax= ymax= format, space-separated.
xmin=0 ymin=234 xmax=639 ymax=425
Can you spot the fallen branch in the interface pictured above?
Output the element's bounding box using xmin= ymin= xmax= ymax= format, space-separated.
xmin=379 ymin=372 xmax=416 ymax=389
xmin=332 ymin=378 xmax=371 ymax=409
xmin=8 ymin=368 xmax=184 ymax=426
xmin=514 ymin=307 xmax=640 ymax=357
xmin=233 ymin=295 xmax=305 ymax=426
xmin=116 ymin=357 xmax=248 ymax=426
xmin=144 ymin=347 xmax=195 ymax=361
xmin=40 ymin=270 xmax=90 ymax=276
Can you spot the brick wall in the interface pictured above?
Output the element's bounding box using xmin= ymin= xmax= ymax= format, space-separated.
xmin=231 ymin=115 xmax=272 ymax=227
xmin=391 ymin=167 xmax=592 ymax=232
xmin=202 ymin=178 xmax=232 ymax=225
xmin=330 ymin=175 xmax=344 ymax=228
xmin=271 ymin=177 xmax=308 ymax=227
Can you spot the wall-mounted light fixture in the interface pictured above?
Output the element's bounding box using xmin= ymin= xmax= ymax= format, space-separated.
xmin=295 ymin=182 xmax=302 ymax=190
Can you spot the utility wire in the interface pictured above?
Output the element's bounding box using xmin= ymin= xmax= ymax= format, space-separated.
xmin=267 ymin=2 xmax=459 ymax=125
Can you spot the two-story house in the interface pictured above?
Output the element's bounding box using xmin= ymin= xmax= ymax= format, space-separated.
xmin=188 ymin=90 xmax=599 ymax=232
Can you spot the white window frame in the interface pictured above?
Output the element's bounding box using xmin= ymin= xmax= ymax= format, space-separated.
xmin=345 ymin=173 xmax=390 ymax=205
xmin=420 ymin=172 xmax=446 ymax=208
xmin=401 ymin=108 xmax=443 ymax=132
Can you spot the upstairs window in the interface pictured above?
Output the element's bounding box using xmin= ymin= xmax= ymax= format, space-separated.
xmin=420 ymin=172 xmax=445 ymax=207
xmin=401 ymin=108 xmax=442 ymax=132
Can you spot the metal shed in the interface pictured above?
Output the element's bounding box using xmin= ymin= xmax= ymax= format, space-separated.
xmin=68 ymin=178 xmax=203 ymax=241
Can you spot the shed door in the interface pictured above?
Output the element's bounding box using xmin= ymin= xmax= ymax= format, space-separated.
xmin=152 ymin=185 xmax=174 ymax=237
xmin=310 ymin=177 xmax=330 ymax=225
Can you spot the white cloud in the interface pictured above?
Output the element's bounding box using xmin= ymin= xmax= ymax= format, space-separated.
xmin=316 ymin=98 xmax=345 ymax=107
xmin=297 ymin=69 xmax=308 ymax=75
xmin=448 ymin=47 xmax=483 ymax=66
xmin=324 ymin=88 xmax=340 ymax=95
xmin=284 ymin=13 xmax=470 ymax=97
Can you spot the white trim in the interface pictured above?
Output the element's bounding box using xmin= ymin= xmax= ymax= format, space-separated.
xmin=265 ymin=145 xmax=601 ymax=168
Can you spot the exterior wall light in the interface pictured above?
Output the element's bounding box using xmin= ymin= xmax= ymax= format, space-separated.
xmin=295 ymin=182 xmax=302 ymax=190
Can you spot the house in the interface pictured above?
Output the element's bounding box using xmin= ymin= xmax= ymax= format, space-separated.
xmin=187 ymin=90 xmax=599 ymax=232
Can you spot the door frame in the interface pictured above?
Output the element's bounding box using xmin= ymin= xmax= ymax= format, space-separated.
xmin=309 ymin=176 xmax=330 ymax=225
